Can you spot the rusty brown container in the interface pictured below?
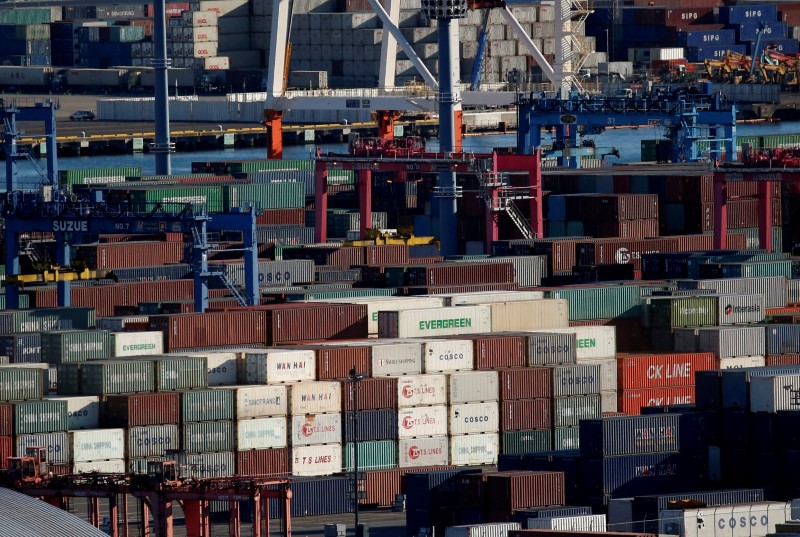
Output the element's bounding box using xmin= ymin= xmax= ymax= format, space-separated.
xmin=664 ymin=175 xmax=713 ymax=203
xmin=78 ymin=242 xmax=184 ymax=269
xmin=501 ymin=399 xmax=551 ymax=431
xmin=600 ymin=219 xmax=659 ymax=239
xmin=405 ymin=283 xmax=518 ymax=296
xmin=270 ymin=304 xmax=368 ymax=344
xmin=470 ymin=335 xmax=527 ymax=370
xmin=727 ymin=199 xmax=759 ymax=228
xmin=150 ymin=311 xmax=268 ymax=351
xmin=407 ymin=262 xmax=515 ymax=286
xmin=487 ymin=471 xmax=566 ymax=520
xmin=532 ymin=240 xmax=582 ymax=275
xmin=500 ymin=368 xmax=552 ymax=400
xmin=297 ymin=344 xmax=372 ymax=380
xmin=340 ymin=377 xmax=398 ymax=411
xmin=282 ymin=246 xmax=366 ymax=267
xmin=595 ymin=194 xmax=659 ymax=221
xmin=766 ymin=354 xmax=800 ymax=366
xmin=361 ymin=465 xmax=457 ymax=507
xmin=0 ymin=405 xmax=11 ymax=437
xmin=0 ymin=436 xmax=12 ymax=469
xmin=74 ymin=285 xmax=127 ymax=318
xmin=458 ymin=471 xmax=503 ymax=510
xmin=128 ymin=280 xmax=194 ymax=306
xmin=364 ymin=245 xmax=410 ymax=266
xmin=237 ymin=448 xmax=290 ymax=476
xmin=103 ymin=393 xmax=181 ymax=427
xmin=256 ymin=209 xmax=305 ymax=226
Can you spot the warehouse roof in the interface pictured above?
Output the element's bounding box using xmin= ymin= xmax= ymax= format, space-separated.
xmin=0 ymin=487 xmax=110 ymax=537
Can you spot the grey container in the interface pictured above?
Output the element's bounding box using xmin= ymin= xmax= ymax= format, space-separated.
xmin=151 ymin=356 xmax=208 ymax=391
xmin=16 ymin=431 xmax=70 ymax=464
xmin=181 ymin=389 xmax=235 ymax=422
xmin=128 ymin=424 xmax=180 ymax=458
xmin=674 ymin=326 xmax=765 ymax=358
xmin=14 ymin=399 xmax=68 ymax=434
xmin=41 ymin=330 xmax=112 ymax=364
xmin=0 ymin=333 xmax=42 ymax=363
xmin=80 ymin=360 xmax=156 ymax=395
xmin=579 ymin=414 xmax=681 ymax=458
xmin=0 ymin=367 xmax=45 ymax=401
xmin=553 ymin=395 xmax=601 ymax=427
xmin=551 ymin=364 xmax=601 ymax=396
xmin=678 ymin=276 xmax=787 ymax=309
xmin=223 ymin=259 xmax=315 ymax=287
xmin=0 ymin=308 xmax=95 ymax=333
xmin=766 ymin=324 xmax=800 ymax=355
xmin=788 ymin=279 xmax=800 ymax=305
xmin=182 ymin=421 xmax=235 ymax=453
xmin=528 ymin=333 xmax=577 ymax=366
xmin=455 ymin=255 xmax=547 ymax=287
xmin=168 ymin=450 xmax=235 ymax=479
xmin=552 ymin=427 xmax=580 ymax=451
xmin=721 ymin=365 xmax=800 ymax=410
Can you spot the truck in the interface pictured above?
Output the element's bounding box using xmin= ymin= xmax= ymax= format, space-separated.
xmin=0 ymin=66 xmax=59 ymax=91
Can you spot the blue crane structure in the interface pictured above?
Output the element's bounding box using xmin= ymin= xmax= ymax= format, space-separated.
xmin=516 ymin=82 xmax=738 ymax=168
xmin=2 ymin=100 xmax=259 ymax=313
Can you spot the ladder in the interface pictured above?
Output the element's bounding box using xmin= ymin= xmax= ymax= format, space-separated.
xmin=188 ymin=223 xmax=248 ymax=306
xmin=473 ymin=159 xmax=535 ymax=239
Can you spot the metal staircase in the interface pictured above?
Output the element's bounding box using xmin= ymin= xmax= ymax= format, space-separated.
xmin=188 ymin=222 xmax=248 ymax=306
xmin=473 ymin=160 xmax=535 ymax=240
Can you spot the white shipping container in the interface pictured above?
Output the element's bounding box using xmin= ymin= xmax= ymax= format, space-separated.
xmin=449 ymin=370 xmax=499 ymax=403
xmin=46 ymin=395 xmax=99 ymax=430
xmin=198 ymin=0 xmax=249 ymax=17
xmin=288 ymin=381 xmax=341 ymax=414
xmin=291 ymin=444 xmax=342 ymax=476
xmin=73 ymin=459 xmax=126 ymax=474
xmin=185 ymin=26 xmax=219 ymax=42
xmin=660 ymin=502 xmax=791 ymax=537
xmin=716 ymin=294 xmax=765 ymax=325
xmin=650 ymin=47 xmax=684 ymax=61
xmin=244 ymin=349 xmax=316 ymax=384
xmin=719 ymin=356 xmax=766 ymax=369
xmin=445 ymin=523 xmax=522 ymax=537
xmin=70 ymin=429 xmax=125 ymax=462
xmin=237 ymin=417 xmax=287 ymax=450
xmin=371 ymin=342 xmax=423 ymax=376
xmin=450 ymin=433 xmax=499 ymax=466
xmin=127 ymin=424 xmax=180 ymax=458
xmin=224 ymin=259 xmax=314 ymax=288
xmin=435 ymin=290 xmax=544 ymax=306
xmin=290 ymin=413 xmax=341 ymax=446
xmin=16 ymin=432 xmax=69 ymax=464
xmin=112 ymin=331 xmax=163 ymax=357
xmin=697 ymin=327 xmax=766 ymax=358
xmin=579 ymin=356 xmax=617 ymax=392
xmin=526 ymin=515 xmax=607 ymax=532
xmin=378 ymin=306 xmax=491 ymax=338
xmin=449 ymin=402 xmax=499 ymax=435
xmin=488 ymin=300 xmax=569 ymax=332
xmin=316 ymin=297 xmax=445 ymax=335
xmin=535 ymin=326 xmax=617 ymax=359
xmin=204 ymin=56 xmax=230 ymax=70
xmin=185 ymin=41 xmax=218 ymax=58
xmin=750 ymin=374 xmax=800 ymax=413
xmin=398 ymin=405 xmax=448 ymax=438
xmin=170 ymin=451 xmax=235 ymax=479
xmin=422 ymin=339 xmax=474 ymax=372
xmin=182 ymin=10 xmax=218 ymax=26
xmin=183 ymin=352 xmax=237 ymax=386
xmin=397 ymin=374 xmax=448 ymax=407
xmin=398 ymin=436 xmax=449 ymax=467
xmin=222 ymin=385 xmax=287 ymax=418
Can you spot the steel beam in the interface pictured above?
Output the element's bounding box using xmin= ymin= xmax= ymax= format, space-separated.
xmin=359 ymin=169 xmax=373 ymax=239
xmin=314 ymin=160 xmax=329 ymax=243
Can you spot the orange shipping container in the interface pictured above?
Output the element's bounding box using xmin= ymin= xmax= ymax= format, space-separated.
xmin=617 ymin=352 xmax=717 ymax=389
xmin=618 ymin=386 xmax=696 ymax=415
xmin=149 ymin=310 xmax=268 ymax=351
xmin=78 ymin=242 xmax=184 ymax=269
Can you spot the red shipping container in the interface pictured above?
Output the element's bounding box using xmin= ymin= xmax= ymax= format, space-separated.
xmin=470 ymin=335 xmax=527 ymax=369
xmin=0 ymin=436 xmax=11 ymax=469
xmin=237 ymin=448 xmax=290 ymax=476
xmin=0 ymin=405 xmax=11 ymax=437
xmin=618 ymin=386 xmax=696 ymax=415
xmin=408 ymin=262 xmax=515 ymax=286
xmin=406 ymin=283 xmax=518 ymax=295
xmin=664 ymin=175 xmax=713 ymax=203
xmin=501 ymin=399 xmax=551 ymax=431
xmin=128 ymin=280 xmax=194 ymax=306
xmin=256 ymin=208 xmax=305 ymax=226
xmin=487 ymin=471 xmax=566 ymax=519
xmin=500 ymin=368 xmax=551 ymax=400
xmin=600 ymin=219 xmax=659 ymax=239
xmin=78 ymin=242 xmax=184 ymax=269
xmin=664 ymin=7 xmax=714 ymax=26
xmin=592 ymin=194 xmax=659 ymax=221
xmin=617 ymin=352 xmax=717 ymax=389
xmin=73 ymin=284 xmax=127 ymax=318
xmin=727 ymin=199 xmax=760 ymax=228
xmin=297 ymin=344 xmax=372 ymax=380
xmin=340 ymin=377 xmax=397 ymax=411
xmin=459 ymin=471 xmax=502 ymax=510
xmin=149 ymin=310 xmax=268 ymax=351
xmin=364 ymin=245 xmax=410 ymax=266
xmin=127 ymin=18 xmax=154 ymax=37
xmin=270 ymin=304 xmax=368 ymax=344
xmin=533 ymin=240 xmax=582 ymax=275
xmin=767 ymin=354 xmax=800 ymax=366
xmin=103 ymin=393 xmax=181 ymax=427
xmin=361 ymin=465 xmax=457 ymax=507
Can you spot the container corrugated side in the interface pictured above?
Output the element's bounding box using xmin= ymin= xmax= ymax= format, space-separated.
xmin=41 ymin=330 xmax=111 ymax=364
xmin=112 ymin=331 xmax=163 ymax=357
xmin=222 ymin=259 xmax=315 ymax=287
xmin=453 ymin=255 xmax=546 ymax=287
xmin=181 ymin=389 xmax=235 ymax=422
xmin=553 ymin=427 xmax=580 ymax=451
xmin=398 ymin=436 xmax=449 ymax=467
xmin=679 ymin=276 xmax=787 ymax=309
xmin=222 ymin=385 xmax=287 ymax=418
xmin=618 ymin=386 xmax=695 ymax=415
xmin=398 ymin=405 xmax=448 ymax=438
xmin=617 ymin=352 xmax=717 ymax=389
xmin=766 ymin=325 xmax=800 ymax=355
xmin=288 ymin=381 xmax=341 ymax=414
xmin=545 ymin=286 xmax=641 ymax=320
xmin=445 ymin=522 xmax=522 ymax=537
xmin=579 ymin=356 xmax=616 ymax=392
xmin=486 ymin=472 xmax=566 ymax=515
xmin=14 ymin=400 xmax=67 ymax=434
xmin=237 ymin=447 xmax=289 ymax=476
xmin=0 ymin=367 xmax=45 ymax=401
xmin=344 ymin=408 xmax=398 ymax=442
xmin=152 ymin=356 xmax=209 ymax=391
xmin=16 ymin=431 xmax=69 ymax=464
xmin=80 ymin=360 xmax=155 ymax=395
xmin=70 ymin=428 xmax=125 ymax=462
xmin=553 ymin=395 xmax=601 ymax=427
xmin=243 ymin=349 xmax=316 ymax=384
xmin=422 ymin=339 xmax=474 ymax=372
xmin=170 ymin=451 xmax=235 ymax=479
xmin=341 ymin=377 xmax=398 ymax=412
xmin=343 ymin=439 xmax=397 ymax=471
xmin=750 ymin=374 xmax=800 ymax=412
xmin=127 ymin=424 xmax=180 ymax=458
xmin=182 ymin=420 xmax=235 ymax=453
xmin=526 ymin=515 xmax=606 ymax=531
xmin=291 ymin=443 xmax=342 ymax=476
xmin=471 ymin=335 xmax=527 ymax=369
xmin=500 ymin=368 xmax=552 ymax=400
xmin=315 ymin=297 xmax=445 ymax=335
xmin=439 ymin=290 xmax=545 ymax=306
xmin=397 ymin=374 xmax=447 ymax=407
xmin=489 ymin=300 xmax=569 ymax=331
xmin=699 ymin=327 xmax=766 ymax=358
xmin=659 ymin=503 xmax=791 ymax=537
xmin=527 ymin=333 xmax=577 ymax=366
xmin=449 ymin=371 xmax=499 ymax=403
xmin=449 ymin=402 xmax=500 ymax=435
xmin=290 ymin=413 xmax=341 ymax=446
xmin=533 ymin=326 xmax=616 ymax=359
xmin=238 ymin=416 xmax=287 ymax=450
xmin=579 ymin=414 xmax=681 ymax=458
xmin=73 ymin=459 xmax=126 ymax=474
xmin=378 ymin=306 xmax=491 ymax=338
xmin=551 ymin=364 xmax=601 ymax=396
xmin=193 ymin=352 xmax=237 ymax=386
xmin=502 ymin=430 xmax=551 ymax=454
xmin=371 ymin=342 xmax=422 ymax=376
xmin=501 ymin=399 xmax=551 ymax=431
xmin=103 ymin=392 xmax=180 ymax=427
xmin=45 ymin=395 xmax=99 ymax=430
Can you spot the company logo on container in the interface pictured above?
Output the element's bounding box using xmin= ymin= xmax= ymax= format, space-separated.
xmin=724 ymin=303 xmax=761 ymax=315
xmin=635 ymin=462 xmax=677 ymax=477
xmin=401 ymin=383 xmax=436 ymax=398
xmin=276 ymin=361 xmax=306 ymax=370
xmin=635 ymin=426 xmax=675 ymax=441
xmin=407 ymin=445 xmax=442 ymax=459
xmin=301 ymin=422 xmax=336 ymax=436
xmin=300 ymin=392 xmax=332 ymax=402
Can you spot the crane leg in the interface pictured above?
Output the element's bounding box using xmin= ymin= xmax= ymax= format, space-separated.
xmin=375 ymin=110 xmax=403 ymax=140
xmin=263 ymin=109 xmax=284 ymax=159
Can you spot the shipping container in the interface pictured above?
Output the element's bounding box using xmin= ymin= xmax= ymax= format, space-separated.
xmin=343 ymin=439 xmax=397 ymax=471
xmin=290 ymin=413 xmax=341 ymax=446
xmin=449 ymin=402 xmax=499 ymax=435
xmin=719 ymin=356 xmax=765 ymax=369
xmin=0 ymin=333 xmax=41 ymax=363
xmin=489 ymin=300 xmax=570 ymax=332
xmin=398 ymin=405 xmax=448 ymax=438
xmin=750 ymin=374 xmax=800 ymax=413
xmin=288 ymin=381 xmax=341 ymax=414
xmin=678 ymin=276 xmax=787 ymax=309
xmin=16 ymin=431 xmax=69 ymax=464
xmin=765 ymin=325 xmax=800 ymax=355
xmin=449 ymin=371 xmax=499 ymax=404
xmin=674 ymin=326 xmax=765 ymax=358
xmin=291 ymin=443 xmax=342 ymax=476
xmin=0 ymin=308 xmax=95 ymax=334
xmin=449 ymin=433 xmax=499 ymax=466
xmin=721 ymin=365 xmax=800 ymax=410
xmin=579 ymin=414 xmax=681 ymax=458
xmin=371 ymin=342 xmax=423 ymax=376
xmin=553 ymin=395 xmax=601 ymax=427
xmin=237 ymin=447 xmax=290 ymax=476
xmin=238 ymin=416 xmax=288 ymax=449
xmin=445 ymin=523 xmax=521 ymax=537
xmin=0 ymin=367 xmax=46 ymax=401
xmin=152 ymin=356 xmax=208 ymax=391
xmin=552 ymin=364 xmax=601 ymax=396
xmin=580 ymin=451 xmax=702 ymax=498
xmin=150 ymin=311 xmax=268 ymax=351
xmin=487 ymin=472 xmax=566 ymax=518
xmin=73 ymin=459 xmax=126 ymax=474
xmin=502 ymin=429 xmax=551 ymax=454
xmin=618 ymin=387 xmax=696 ymax=415
xmin=471 ymin=335 xmax=527 ymax=369
xmin=527 ymin=333 xmax=577 ymax=366
xmin=221 ymin=385 xmax=287 ymax=418
xmin=127 ymin=424 xmax=180 ymax=458
xmin=170 ymin=451 xmax=235 ymax=479
xmin=69 ymin=428 xmax=124 ymax=462
xmin=243 ymin=349 xmax=316 ymax=384
xmin=14 ymin=400 xmax=67 ymax=435
xmin=315 ymin=297 xmax=444 ymax=335
xmin=422 ymin=339 xmax=474 ymax=372
xmin=181 ymin=389 xmax=235 ymax=422
xmin=660 ymin=502 xmax=791 ymax=537
xmin=500 ymin=368 xmax=552 ymax=400
xmin=526 ymin=515 xmax=606 ymax=531
xmin=617 ymin=353 xmax=716 ymax=389
xmin=45 ymin=395 xmax=99 ymax=430
xmin=344 ymin=408 xmax=398 ymax=442
xmin=397 ymin=374 xmax=448 ymax=407
xmin=535 ymin=326 xmax=616 ymax=359
xmin=398 ymin=436 xmax=449 ymax=467
xmin=378 ymin=306 xmax=491 ymax=338
xmin=182 ymin=420 xmax=235 ymax=453
xmin=103 ymin=392 xmax=180 ymax=427
xmin=438 ymin=290 xmax=545 ymax=306
xmin=111 ymin=331 xmax=163 ymax=357
xmin=77 ymin=360 xmax=155 ymax=395
xmin=501 ymin=399 xmax=551 ymax=431
xmin=545 ymin=286 xmax=641 ymax=321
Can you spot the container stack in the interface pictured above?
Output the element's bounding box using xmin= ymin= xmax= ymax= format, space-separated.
xmin=546 ymin=194 xmax=659 ymax=240
xmin=288 ymin=380 xmax=343 ymax=477
xmin=0 ymin=23 xmax=51 ymax=66
xmin=168 ymin=10 xmax=227 ymax=70
xmin=175 ymin=386 xmax=235 ymax=479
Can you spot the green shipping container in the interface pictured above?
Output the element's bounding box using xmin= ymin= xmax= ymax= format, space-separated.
xmin=41 ymin=330 xmax=111 ymax=364
xmin=552 ymin=427 xmax=580 ymax=451
xmin=55 ymin=363 xmax=80 ymax=395
xmin=223 ymin=183 xmax=305 ymax=211
xmin=0 ymin=307 xmax=95 ymax=333
xmin=722 ymin=260 xmax=792 ymax=279
xmin=0 ymin=8 xmax=59 ymax=24
xmin=181 ymin=389 xmax=235 ymax=422
xmin=14 ymin=400 xmax=67 ymax=434
xmin=227 ymin=159 xmax=313 ymax=174
xmin=763 ymin=134 xmax=800 ymax=149
xmin=502 ymin=429 xmax=551 ymax=455
xmin=182 ymin=420 xmax=235 ymax=453
xmin=59 ymin=166 xmax=141 ymax=187
xmin=343 ymin=439 xmax=397 ymax=471
xmin=553 ymin=395 xmax=601 ymax=428
xmin=80 ymin=360 xmax=155 ymax=395
xmin=109 ymin=26 xmax=145 ymax=42
xmin=284 ymin=289 xmax=398 ymax=301
xmin=546 ymin=285 xmax=642 ymax=320
xmin=649 ymin=296 xmax=718 ymax=328
xmin=0 ymin=367 xmax=45 ymax=401
xmin=0 ymin=294 xmax=30 ymax=309
xmin=129 ymin=186 xmax=225 ymax=213
xmin=152 ymin=356 xmax=208 ymax=391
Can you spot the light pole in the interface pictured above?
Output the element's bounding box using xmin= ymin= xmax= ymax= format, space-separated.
xmin=605 ymin=28 xmax=610 ymax=62
xmin=348 ymin=367 xmax=364 ymax=537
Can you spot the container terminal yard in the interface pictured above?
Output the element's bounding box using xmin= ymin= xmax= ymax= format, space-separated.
xmin=7 ymin=0 xmax=800 ymax=536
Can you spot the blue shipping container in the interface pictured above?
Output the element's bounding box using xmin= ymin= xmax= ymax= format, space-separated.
xmin=0 ymin=333 xmax=41 ymax=363
xmin=686 ymin=45 xmax=746 ymax=62
xmin=113 ymin=264 xmax=192 ymax=281
xmin=268 ymin=476 xmax=351 ymax=518
xmin=749 ymin=39 xmax=800 ymax=55
xmin=694 ymin=370 xmax=723 ymax=410
xmin=548 ymin=195 xmax=568 ymax=221
xmin=344 ymin=408 xmax=398 ymax=442
xmin=766 ymin=325 xmax=800 ymax=354
xmin=521 ymin=450 xmax=581 ymax=500
xmin=721 ymin=409 xmax=749 ymax=448
xmin=719 ymin=4 xmax=778 ymax=24
xmin=721 ymin=364 xmax=800 ymax=409
xmin=579 ymin=415 xmax=682 ymax=458
xmin=735 ymin=21 xmax=787 ymax=41
xmin=678 ymin=29 xmax=735 ymax=47
xmin=580 ymin=451 xmax=705 ymax=497
xmin=498 ymin=454 xmax=523 ymax=471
